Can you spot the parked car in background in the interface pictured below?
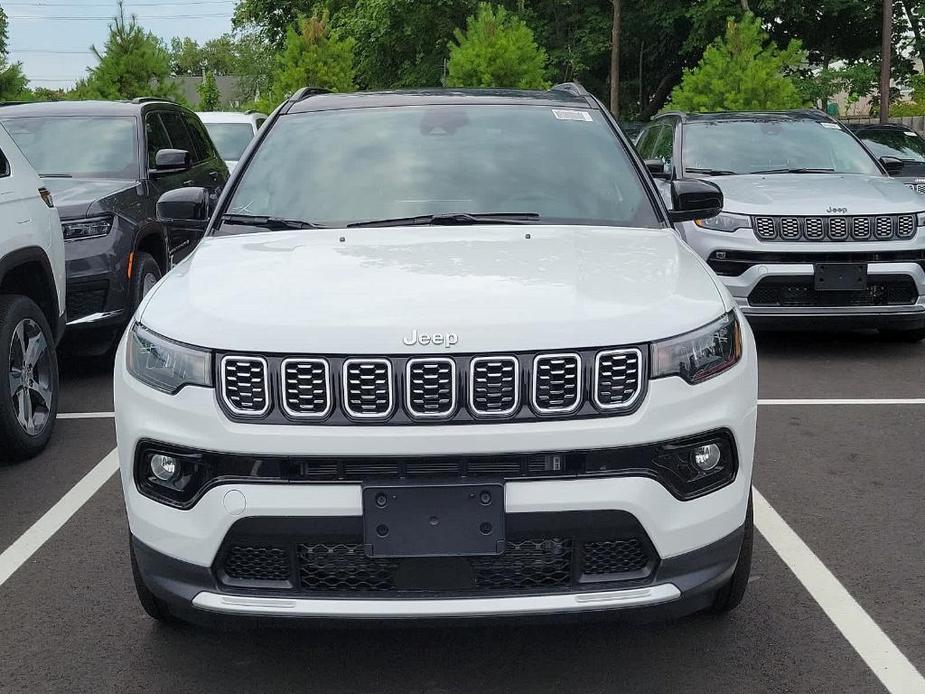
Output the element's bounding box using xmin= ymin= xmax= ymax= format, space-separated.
xmin=0 ymin=122 xmax=65 ymax=461
xmin=0 ymin=99 xmax=228 ymax=354
xmin=637 ymin=110 xmax=925 ymax=341
xmin=117 ymin=84 xmax=758 ymax=626
xmin=850 ymin=123 xmax=925 ymax=193
xmin=197 ymin=111 xmax=266 ymax=172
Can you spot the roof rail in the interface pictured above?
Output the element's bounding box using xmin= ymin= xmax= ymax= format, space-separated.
xmin=131 ymin=96 xmax=174 ymax=104
xmin=550 ymin=82 xmax=590 ymax=98
xmin=0 ymin=101 xmax=29 ymax=107
xmin=289 ymin=87 xmax=333 ymax=102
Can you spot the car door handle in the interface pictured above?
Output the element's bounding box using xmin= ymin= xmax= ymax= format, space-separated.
xmin=182 ymin=180 xmax=194 ymax=187
xmin=208 ymin=170 xmax=220 ymax=181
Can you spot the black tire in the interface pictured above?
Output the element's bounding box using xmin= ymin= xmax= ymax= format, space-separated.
xmin=879 ymin=327 xmax=925 ymax=343
xmin=130 ymin=540 xmax=180 ymax=624
xmin=0 ymin=295 xmax=59 ymax=463
xmin=130 ymin=251 xmax=162 ymax=311
xmin=710 ymin=492 xmax=753 ymax=614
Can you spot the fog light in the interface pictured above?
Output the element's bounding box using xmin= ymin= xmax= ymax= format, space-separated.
xmin=150 ymin=453 xmax=179 ymax=481
xmin=692 ymin=443 xmax=721 ymax=471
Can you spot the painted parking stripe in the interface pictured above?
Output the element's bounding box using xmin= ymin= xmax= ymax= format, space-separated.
xmin=58 ymin=411 xmax=116 ymax=420
xmin=0 ymin=449 xmax=118 ymax=589
xmin=759 ymin=398 xmax=925 ymax=406
xmin=753 ymin=488 xmax=925 ymax=694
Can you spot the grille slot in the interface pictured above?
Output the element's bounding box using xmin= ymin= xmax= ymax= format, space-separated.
xmin=751 ymin=214 xmax=917 ymax=242
xmin=897 ymin=215 xmax=916 ymax=238
xmin=281 ymin=358 xmax=332 ymax=419
xmin=849 ymin=217 xmax=869 ymax=240
xmin=593 ymin=349 xmax=643 ymax=411
xmin=532 ymin=353 xmax=581 ymax=414
xmin=222 ymin=545 xmax=290 ymax=582
xmin=754 ymin=217 xmax=776 ymax=240
xmin=343 ymin=359 xmax=393 ymax=419
xmin=779 ymin=217 xmax=801 ymax=240
xmin=581 ymin=539 xmax=650 ymax=577
xmin=405 ymin=358 xmax=456 ymax=419
xmin=221 ymin=356 xmax=270 ymax=416
xmin=875 ymin=216 xmax=894 ymax=239
xmin=469 ymin=356 xmax=519 ymax=417
xmin=804 ymin=217 xmax=824 ymax=240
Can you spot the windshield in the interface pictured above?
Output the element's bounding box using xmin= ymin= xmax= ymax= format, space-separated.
xmin=223 ymin=105 xmax=659 ymax=230
xmin=857 ymin=129 xmax=925 ymax=163
xmin=0 ymin=116 xmax=138 ymax=179
xmin=203 ymin=122 xmax=254 ymax=162
xmin=682 ymin=119 xmax=881 ymax=176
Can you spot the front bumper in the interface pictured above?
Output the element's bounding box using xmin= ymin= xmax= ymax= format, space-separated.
xmin=64 ymin=225 xmax=131 ymax=329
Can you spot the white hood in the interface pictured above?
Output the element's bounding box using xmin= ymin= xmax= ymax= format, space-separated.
xmin=140 ymin=225 xmax=726 ymax=353
xmin=708 ymin=173 xmax=925 ymax=215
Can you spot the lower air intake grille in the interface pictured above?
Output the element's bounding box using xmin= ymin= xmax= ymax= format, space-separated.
xmin=281 ymin=359 xmax=331 ymax=418
xmin=222 ymin=545 xmax=290 ymax=582
xmin=343 ymin=359 xmax=393 ymax=419
xmin=469 ymin=357 xmax=519 ymax=416
xmin=65 ymin=286 xmax=107 ymax=322
xmin=532 ymin=354 xmax=581 ymax=414
xmin=298 ymin=543 xmax=397 ymax=592
xmin=582 ymin=539 xmax=650 ymax=576
xmin=593 ymin=349 xmax=642 ymax=410
xmin=221 ymin=357 xmax=269 ymax=415
xmin=748 ymin=276 xmax=918 ymax=307
xmin=406 ymin=358 xmax=456 ymax=418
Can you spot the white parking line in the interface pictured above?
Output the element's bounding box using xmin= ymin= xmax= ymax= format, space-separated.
xmin=759 ymin=398 xmax=925 ymax=406
xmin=58 ymin=411 xmax=115 ymax=420
xmin=0 ymin=449 xmax=118 ymax=589
xmin=753 ymin=488 xmax=925 ymax=694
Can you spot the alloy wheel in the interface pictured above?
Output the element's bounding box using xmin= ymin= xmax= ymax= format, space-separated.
xmin=8 ymin=318 xmax=53 ymax=436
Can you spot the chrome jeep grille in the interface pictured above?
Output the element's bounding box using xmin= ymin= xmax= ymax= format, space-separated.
xmin=221 ymin=356 xmax=269 ymax=415
xmin=216 ymin=347 xmax=648 ymax=424
xmin=532 ymin=354 xmax=581 ymax=414
xmin=406 ymin=358 xmax=456 ymax=419
xmin=593 ymin=349 xmax=643 ymax=410
xmin=752 ymin=214 xmax=917 ymax=242
xmin=281 ymin=359 xmax=332 ymax=419
xmin=343 ymin=359 xmax=393 ymax=419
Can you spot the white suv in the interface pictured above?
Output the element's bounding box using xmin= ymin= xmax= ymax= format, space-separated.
xmin=197 ymin=111 xmax=266 ymax=172
xmin=0 ymin=122 xmax=65 ymax=462
xmin=117 ymin=85 xmax=758 ymax=624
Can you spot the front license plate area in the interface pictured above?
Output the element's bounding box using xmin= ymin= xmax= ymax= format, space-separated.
xmin=363 ymin=483 xmax=505 ymax=558
xmin=814 ymin=263 xmax=868 ymax=291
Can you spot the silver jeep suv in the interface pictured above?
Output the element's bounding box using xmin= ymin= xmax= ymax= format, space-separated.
xmin=637 ymin=110 xmax=925 ymax=340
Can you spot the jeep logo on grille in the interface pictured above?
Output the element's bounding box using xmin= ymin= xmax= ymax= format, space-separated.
xmin=402 ymin=329 xmax=459 ymax=348
xmin=826 ymin=206 xmax=848 ymax=214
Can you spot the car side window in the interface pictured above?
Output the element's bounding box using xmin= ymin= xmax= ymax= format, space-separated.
xmin=144 ymin=112 xmax=172 ymax=170
xmin=0 ymin=146 xmax=9 ymax=177
xmin=635 ymin=125 xmax=660 ymax=159
xmin=652 ymin=122 xmax=675 ymax=171
xmin=182 ymin=113 xmax=216 ymax=164
xmin=159 ymin=111 xmax=197 ymax=161
xmin=255 ymin=118 xmax=266 ymax=130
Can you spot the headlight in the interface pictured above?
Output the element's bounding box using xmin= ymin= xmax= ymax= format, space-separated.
xmin=917 ymin=212 xmax=925 ymax=227
xmin=651 ymin=311 xmax=742 ymax=384
xmin=126 ymin=323 xmax=213 ymax=394
xmin=693 ymin=212 xmax=751 ymax=233
xmin=62 ymin=215 xmax=113 ymax=241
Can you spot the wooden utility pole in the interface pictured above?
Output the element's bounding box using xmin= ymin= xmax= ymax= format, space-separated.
xmin=610 ymin=0 xmax=620 ymax=118
xmin=880 ymin=0 xmax=892 ymax=124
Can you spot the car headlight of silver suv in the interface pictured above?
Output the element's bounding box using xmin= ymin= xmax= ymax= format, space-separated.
xmin=693 ymin=212 xmax=751 ymax=233
xmin=127 ymin=323 xmax=213 ymax=394
xmin=62 ymin=215 xmax=113 ymax=241
xmin=651 ymin=311 xmax=742 ymax=384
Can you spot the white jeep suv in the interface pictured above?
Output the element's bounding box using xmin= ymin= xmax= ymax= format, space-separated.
xmin=0 ymin=122 xmax=65 ymax=462
xmin=116 ymin=85 xmax=758 ymax=624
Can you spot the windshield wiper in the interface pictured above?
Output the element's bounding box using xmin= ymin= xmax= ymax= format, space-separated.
xmin=39 ymin=173 xmax=73 ymax=178
xmin=220 ymin=213 xmax=326 ymax=230
xmin=748 ymin=167 xmax=836 ymax=175
xmin=347 ymin=212 xmax=540 ymax=228
xmin=684 ymin=168 xmax=738 ymax=176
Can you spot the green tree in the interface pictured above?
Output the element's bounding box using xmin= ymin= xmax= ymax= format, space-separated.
xmin=667 ymin=13 xmax=805 ymax=112
xmin=75 ymin=1 xmax=180 ymax=101
xmin=446 ymin=3 xmax=549 ymax=89
xmin=0 ymin=7 xmax=29 ymax=101
xmin=198 ymin=71 xmax=221 ymax=110
xmin=262 ymin=10 xmax=356 ymax=111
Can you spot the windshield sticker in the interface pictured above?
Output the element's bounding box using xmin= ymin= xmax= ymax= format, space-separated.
xmin=906 ymin=131 xmax=919 ymax=137
xmin=819 ymin=122 xmax=840 ymax=128
xmin=553 ymin=109 xmax=593 ymax=122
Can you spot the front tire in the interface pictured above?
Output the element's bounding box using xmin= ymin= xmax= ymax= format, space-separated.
xmin=0 ymin=295 xmax=59 ymax=463
xmin=130 ymin=251 xmax=162 ymax=311
xmin=710 ymin=492 xmax=753 ymax=614
xmin=130 ymin=540 xmax=180 ymax=624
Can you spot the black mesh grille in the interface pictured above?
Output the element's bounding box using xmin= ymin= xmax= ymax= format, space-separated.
xmin=223 ymin=545 xmax=290 ymax=582
xmin=804 ymin=217 xmax=824 ymax=240
xmin=65 ymin=286 xmax=106 ymax=321
xmin=751 ymin=214 xmax=916 ymax=242
xmin=407 ymin=359 xmax=455 ymax=418
xmin=875 ymin=216 xmax=894 ymax=239
xmin=532 ymin=354 xmax=580 ymax=413
xmin=849 ymin=217 xmax=868 ymax=240
xmin=594 ymin=350 xmax=641 ymax=410
xmin=582 ymin=539 xmax=650 ymax=576
xmin=897 ymin=215 xmax=916 ymax=238
xmin=908 ymin=183 xmax=925 ymax=194
xmin=779 ymin=217 xmax=800 ymax=240
xmin=470 ymin=357 xmax=518 ymax=415
xmin=754 ymin=216 xmax=776 ymax=239
xmin=749 ymin=276 xmax=918 ymax=307
xmin=344 ymin=360 xmax=392 ymax=418
xmin=222 ymin=357 xmax=268 ymax=414
xmin=470 ymin=538 xmax=572 ymax=590
xmin=298 ymin=543 xmax=398 ymax=592
xmin=282 ymin=359 xmax=330 ymax=418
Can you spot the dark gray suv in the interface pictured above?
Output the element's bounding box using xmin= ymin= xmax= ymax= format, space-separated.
xmin=0 ymin=99 xmax=228 ymax=353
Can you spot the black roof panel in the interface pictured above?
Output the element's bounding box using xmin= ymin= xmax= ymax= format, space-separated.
xmin=287 ymin=88 xmax=591 ymax=113
xmin=659 ymin=109 xmax=831 ymax=123
xmin=0 ymin=99 xmax=177 ymax=117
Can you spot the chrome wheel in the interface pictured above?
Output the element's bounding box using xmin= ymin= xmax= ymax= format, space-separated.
xmin=142 ymin=271 xmax=158 ymax=297
xmin=8 ymin=318 xmax=53 ymax=436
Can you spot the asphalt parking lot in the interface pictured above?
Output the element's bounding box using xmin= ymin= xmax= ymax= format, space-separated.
xmin=1 ymin=331 xmax=923 ymax=693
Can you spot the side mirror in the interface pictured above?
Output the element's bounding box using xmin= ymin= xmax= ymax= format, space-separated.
xmin=668 ymin=179 xmax=724 ymax=223
xmin=157 ymin=187 xmax=208 ymax=230
xmin=880 ymin=156 xmax=904 ymax=176
xmin=644 ymin=158 xmax=671 ymax=179
xmin=153 ymin=148 xmax=191 ymax=174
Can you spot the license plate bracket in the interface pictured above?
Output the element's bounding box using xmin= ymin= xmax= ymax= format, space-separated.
xmin=814 ymin=263 xmax=868 ymax=291
xmin=362 ymin=482 xmax=505 ymax=558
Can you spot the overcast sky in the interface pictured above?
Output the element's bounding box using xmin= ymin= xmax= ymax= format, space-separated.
xmin=5 ymin=0 xmax=236 ymax=90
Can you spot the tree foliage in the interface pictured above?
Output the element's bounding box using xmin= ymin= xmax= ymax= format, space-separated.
xmin=74 ymin=2 xmax=180 ymax=101
xmin=446 ymin=3 xmax=548 ymax=89
xmin=198 ymin=71 xmax=221 ymax=110
xmin=0 ymin=7 xmax=29 ymax=101
xmin=261 ymin=10 xmax=356 ymax=112
xmin=667 ymin=13 xmax=805 ymax=112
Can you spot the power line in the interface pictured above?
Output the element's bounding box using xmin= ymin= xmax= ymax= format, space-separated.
xmin=8 ymin=12 xmax=233 ymax=20
xmin=4 ymin=1 xmax=234 ymax=5
xmin=11 ymin=49 xmax=94 ymax=54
